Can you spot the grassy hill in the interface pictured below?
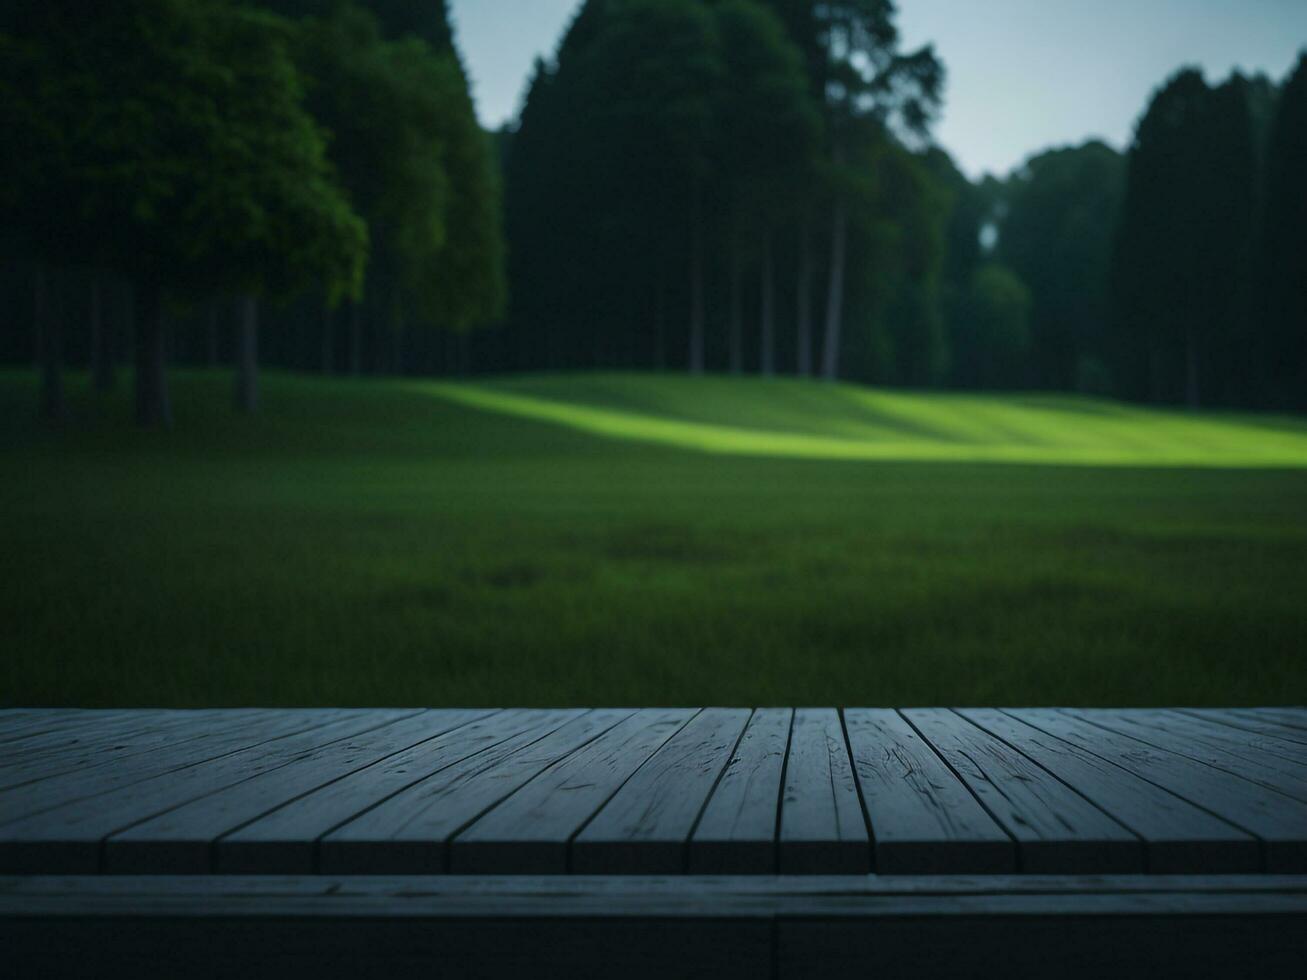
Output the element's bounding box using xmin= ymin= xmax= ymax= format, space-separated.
xmin=429 ymin=373 xmax=1307 ymax=467
xmin=4 ymin=369 xmax=1306 ymax=707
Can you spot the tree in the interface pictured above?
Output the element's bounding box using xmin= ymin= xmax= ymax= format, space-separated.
xmin=712 ymin=0 xmax=819 ymax=376
xmin=0 ymin=1 xmax=366 ymax=425
xmin=996 ymin=141 xmax=1124 ymax=392
xmin=591 ymin=0 xmax=722 ymax=373
xmin=1263 ymin=53 xmax=1307 ymax=410
xmin=808 ymin=1 xmax=944 ymax=380
xmin=839 ymin=137 xmax=949 ymax=386
xmin=1112 ymin=69 xmax=1260 ymax=408
xmin=505 ymin=0 xmax=721 ymax=374
xmin=967 ymin=264 xmax=1032 ymax=389
xmin=259 ymin=0 xmax=455 ymax=51
xmin=277 ymin=1 xmax=503 ymax=375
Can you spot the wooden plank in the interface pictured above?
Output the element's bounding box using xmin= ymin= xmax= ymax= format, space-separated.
xmin=5 ymin=876 xmax=1307 ymax=980
xmin=1158 ymin=709 xmax=1307 ymax=763
xmin=572 ymin=708 xmax=751 ymax=873
xmin=0 ymin=709 xmax=362 ymax=825
xmin=1070 ymin=709 xmax=1307 ymax=804
xmin=1237 ymin=708 xmax=1307 ymax=731
xmin=1012 ymin=708 xmax=1307 ymax=872
xmin=8 ymin=872 xmax=1307 ymax=902
xmin=0 ymin=710 xmax=418 ymax=873
xmin=0 ymin=710 xmax=266 ymax=790
xmin=102 ymin=710 xmax=493 ymax=873
xmin=225 ymin=709 xmax=610 ymax=874
xmin=959 ymin=709 xmax=1259 ymax=873
xmin=688 ymin=707 xmax=791 ymax=874
xmin=903 ymin=709 xmax=1142 ymax=873
xmin=1176 ymin=708 xmax=1307 ymax=747
xmin=313 ymin=708 xmax=594 ymax=874
xmin=450 ymin=708 xmax=696 ymax=873
xmin=0 ymin=710 xmax=137 ymax=745
xmin=778 ymin=708 xmax=868 ymax=873
xmin=844 ymin=708 xmax=1013 ymax=874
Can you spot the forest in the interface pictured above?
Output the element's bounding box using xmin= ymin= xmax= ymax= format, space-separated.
xmin=1 ymin=0 xmax=1306 ymax=425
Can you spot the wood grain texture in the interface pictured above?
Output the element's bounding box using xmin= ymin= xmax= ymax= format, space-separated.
xmin=103 ymin=710 xmax=493 ymax=873
xmin=1158 ymin=710 xmax=1307 ymax=764
xmin=573 ymin=708 xmax=751 ymax=873
xmin=1236 ymin=708 xmax=1307 ymax=731
xmin=315 ymin=708 xmax=594 ymax=874
xmin=689 ymin=707 xmax=792 ymax=874
xmin=960 ymin=709 xmax=1259 ymax=873
xmin=1176 ymin=708 xmax=1307 ymax=747
xmin=3 ymin=708 xmax=1305 ymax=880
xmin=845 ymin=709 xmax=1013 ymax=873
xmin=1013 ymin=709 xmax=1307 ymax=872
xmin=903 ymin=709 xmax=1142 ymax=873
xmin=0 ymin=710 xmax=264 ymax=791
xmin=228 ymin=709 xmax=616 ymax=874
xmin=0 ymin=710 xmax=362 ymax=826
xmin=778 ymin=708 xmax=868 ymax=873
xmin=1077 ymin=710 xmax=1307 ymax=802
xmin=450 ymin=708 xmax=697 ymax=873
xmin=0 ymin=711 xmax=417 ymax=873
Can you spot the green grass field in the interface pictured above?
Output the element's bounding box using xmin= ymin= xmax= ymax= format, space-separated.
xmin=4 ymin=369 xmax=1306 ymax=707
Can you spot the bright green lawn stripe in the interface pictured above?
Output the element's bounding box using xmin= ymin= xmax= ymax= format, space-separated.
xmin=422 ymin=379 xmax=1307 ymax=468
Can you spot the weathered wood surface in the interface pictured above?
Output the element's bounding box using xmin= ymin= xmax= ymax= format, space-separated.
xmin=958 ymin=709 xmax=1261 ymax=873
xmin=845 ymin=709 xmax=1012 ymax=874
xmin=2 ymin=707 xmax=1305 ymax=877
xmin=572 ymin=708 xmax=751 ymax=873
xmin=688 ymin=707 xmax=791 ymax=873
xmin=778 ymin=708 xmax=868 ymax=873
xmin=4 ymin=875 xmax=1307 ymax=980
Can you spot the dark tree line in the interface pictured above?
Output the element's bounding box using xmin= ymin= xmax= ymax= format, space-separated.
xmin=491 ymin=2 xmax=1305 ymax=411
xmin=1110 ymin=67 xmax=1294 ymax=410
xmin=494 ymin=0 xmax=946 ymax=384
xmin=2 ymin=1 xmax=1304 ymax=422
xmin=0 ymin=0 xmax=504 ymax=425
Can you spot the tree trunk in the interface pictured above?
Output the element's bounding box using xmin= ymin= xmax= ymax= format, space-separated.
xmin=760 ymin=237 xmax=776 ymax=377
xmin=234 ymin=294 xmax=258 ymax=414
xmin=348 ymin=301 xmax=362 ymax=377
xmin=728 ymin=241 xmax=743 ymax=375
xmin=321 ymin=302 xmax=334 ymax=374
xmin=134 ymin=279 xmax=171 ymax=428
xmin=1185 ymin=328 xmax=1200 ymax=410
xmin=688 ymin=182 xmax=705 ymax=375
xmin=89 ymin=275 xmax=115 ymax=392
xmin=35 ymin=264 xmax=65 ymax=421
xmin=820 ymin=199 xmax=848 ymax=381
xmin=205 ymin=303 xmax=219 ymax=369
xmin=796 ymin=215 xmax=813 ymax=378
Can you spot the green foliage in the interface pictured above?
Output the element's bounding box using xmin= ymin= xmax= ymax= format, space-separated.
xmin=966 ymin=264 xmax=1032 ymax=389
xmin=1112 ymin=68 xmax=1261 ymax=408
xmin=256 ymin=0 xmax=455 ymax=51
xmin=285 ymin=1 xmax=505 ymax=331
xmin=0 ymin=0 xmax=365 ymax=301
xmin=713 ymin=0 xmax=821 ymax=239
xmin=843 ymin=139 xmax=950 ymax=385
xmin=996 ymin=141 xmax=1124 ymax=391
xmin=1263 ymin=53 xmax=1307 ymax=410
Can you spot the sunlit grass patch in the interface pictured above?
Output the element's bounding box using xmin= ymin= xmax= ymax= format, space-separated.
xmin=424 ymin=374 xmax=1307 ymax=468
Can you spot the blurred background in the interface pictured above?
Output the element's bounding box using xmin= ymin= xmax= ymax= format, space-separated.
xmin=1 ymin=2 xmax=1305 ymax=709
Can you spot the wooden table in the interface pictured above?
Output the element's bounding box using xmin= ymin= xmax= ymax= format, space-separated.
xmin=3 ymin=707 xmax=1306 ymax=977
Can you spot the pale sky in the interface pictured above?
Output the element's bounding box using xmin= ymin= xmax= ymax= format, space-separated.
xmin=448 ymin=0 xmax=1307 ymax=178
